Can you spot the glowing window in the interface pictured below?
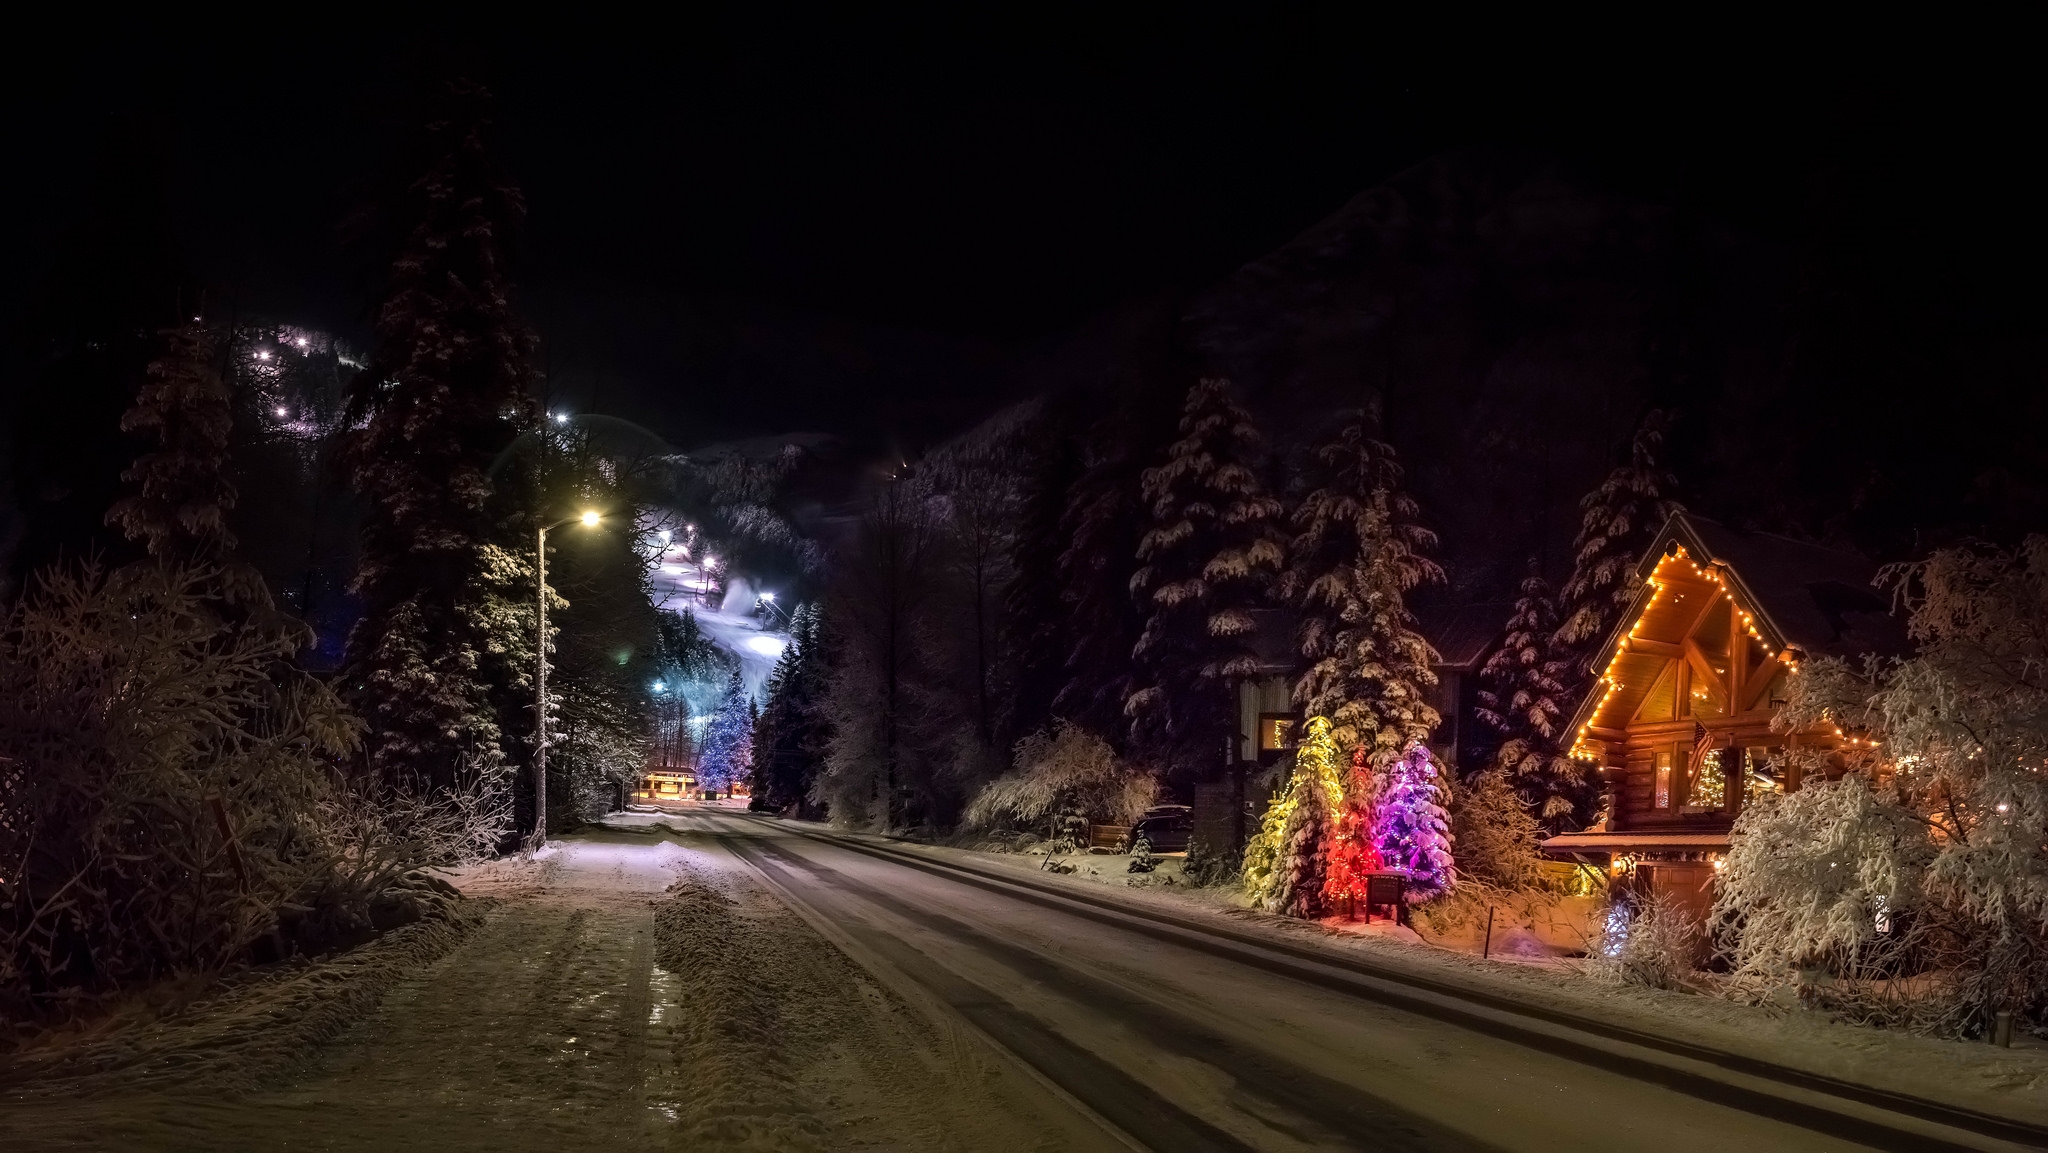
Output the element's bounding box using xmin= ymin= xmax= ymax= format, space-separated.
xmin=1258 ymin=714 xmax=1296 ymax=753
xmin=1655 ymin=751 xmax=1673 ymax=809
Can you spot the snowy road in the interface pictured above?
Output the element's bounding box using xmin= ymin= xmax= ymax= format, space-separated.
xmin=6 ymin=814 xmax=2039 ymax=1151
xmin=688 ymin=812 xmax=2040 ymax=1153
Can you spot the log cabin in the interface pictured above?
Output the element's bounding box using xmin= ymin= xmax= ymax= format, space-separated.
xmin=1540 ymin=512 xmax=1908 ymax=923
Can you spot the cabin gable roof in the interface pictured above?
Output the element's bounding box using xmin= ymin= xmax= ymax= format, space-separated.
xmin=1565 ymin=512 xmax=1909 ymax=739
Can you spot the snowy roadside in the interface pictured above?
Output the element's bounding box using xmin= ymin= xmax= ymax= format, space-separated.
xmin=804 ymin=820 xmax=2048 ymax=1129
xmin=0 ymin=903 xmax=487 ymax=1101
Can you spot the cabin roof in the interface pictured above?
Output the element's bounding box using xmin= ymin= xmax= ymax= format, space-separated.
xmin=1413 ymin=602 xmax=1511 ymax=673
xmin=1566 ymin=512 xmax=1910 ymax=738
xmin=1641 ymin=513 xmax=1910 ymax=661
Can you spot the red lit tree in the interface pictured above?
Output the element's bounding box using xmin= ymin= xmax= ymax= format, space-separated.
xmin=1322 ymin=745 xmax=1383 ymax=911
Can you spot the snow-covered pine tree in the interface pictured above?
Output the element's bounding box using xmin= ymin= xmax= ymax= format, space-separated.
xmin=1125 ymin=378 xmax=1285 ymax=771
xmin=1267 ymin=716 xmax=1343 ymax=918
xmin=106 ymin=322 xmax=238 ymax=565
xmin=752 ymin=604 xmax=828 ymax=813
xmin=1474 ymin=563 xmax=1591 ymax=831
xmin=1553 ymin=410 xmax=1680 ymax=675
xmin=699 ymin=669 xmax=754 ymax=794
xmin=1322 ymin=744 xmax=1383 ymax=911
xmin=342 ymin=83 xmax=538 ymax=794
xmin=1374 ymin=744 xmax=1455 ymax=896
xmin=1280 ymin=408 xmax=1442 ymax=764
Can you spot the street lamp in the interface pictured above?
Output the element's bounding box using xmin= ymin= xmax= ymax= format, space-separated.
xmin=532 ymin=509 xmax=602 ymax=848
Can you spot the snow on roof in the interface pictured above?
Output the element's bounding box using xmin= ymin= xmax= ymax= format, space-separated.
xmin=1413 ymin=602 xmax=1511 ymax=672
xmin=1664 ymin=514 xmax=1911 ymax=661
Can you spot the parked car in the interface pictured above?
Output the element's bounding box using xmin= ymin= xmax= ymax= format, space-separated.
xmin=1124 ymin=805 xmax=1193 ymax=854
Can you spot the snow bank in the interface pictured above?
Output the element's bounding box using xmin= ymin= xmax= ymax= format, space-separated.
xmin=2 ymin=903 xmax=486 ymax=1099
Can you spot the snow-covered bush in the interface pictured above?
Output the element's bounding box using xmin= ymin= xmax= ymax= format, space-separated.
xmin=1593 ymin=894 xmax=1698 ymax=990
xmin=964 ymin=722 xmax=1155 ymax=847
xmin=1713 ymin=537 xmax=2048 ymax=1036
xmin=0 ymin=561 xmax=359 ymax=1010
xmin=1451 ymin=770 xmax=1546 ymax=894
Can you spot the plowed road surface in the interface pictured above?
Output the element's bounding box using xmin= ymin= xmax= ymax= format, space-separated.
xmin=4 ymin=811 xmax=2039 ymax=1151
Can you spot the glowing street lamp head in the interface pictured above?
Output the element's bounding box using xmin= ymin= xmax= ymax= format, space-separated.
xmin=275 ymin=406 xmax=288 ymax=417
xmin=759 ymin=591 xmax=775 ymax=602
xmin=554 ymin=413 xmax=569 ymax=424
xmin=580 ymin=511 xmax=601 ymax=527
xmin=652 ymin=680 xmax=666 ymax=692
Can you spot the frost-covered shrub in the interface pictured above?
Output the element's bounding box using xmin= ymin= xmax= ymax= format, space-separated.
xmin=0 ymin=561 xmax=358 ymax=1009
xmin=1593 ymin=894 xmax=1698 ymax=990
xmin=964 ymin=722 xmax=1154 ymax=844
xmin=1451 ymin=770 xmax=1545 ymax=893
xmin=1714 ymin=538 xmax=2048 ymax=1036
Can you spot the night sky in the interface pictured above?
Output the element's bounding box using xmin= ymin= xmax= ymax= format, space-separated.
xmin=2 ymin=16 xmax=2035 ymax=453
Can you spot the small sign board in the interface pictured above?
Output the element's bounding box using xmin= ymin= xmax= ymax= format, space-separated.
xmin=1366 ymin=873 xmax=1405 ymax=907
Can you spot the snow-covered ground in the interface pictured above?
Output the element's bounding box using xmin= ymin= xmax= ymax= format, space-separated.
xmin=827 ymin=823 xmax=2048 ymax=1135
xmin=0 ymin=829 xmax=1089 ymax=1151
xmin=9 ymin=814 xmax=2045 ymax=1151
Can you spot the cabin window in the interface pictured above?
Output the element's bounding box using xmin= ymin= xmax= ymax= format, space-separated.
xmin=1743 ymin=746 xmax=1780 ymax=800
xmin=1766 ymin=671 xmax=1790 ymax=709
xmin=1258 ymin=714 xmax=1296 ymax=753
xmin=1654 ymin=750 xmax=1673 ymax=809
xmin=1688 ymin=748 xmax=1729 ymax=812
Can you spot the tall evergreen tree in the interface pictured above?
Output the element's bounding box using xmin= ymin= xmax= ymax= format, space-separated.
xmin=1125 ymin=378 xmax=1285 ymax=773
xmin=1475 ymin=564 xmax=1591 ymax=830
xmin=1280 ymin=409 xmax=1442 ymax=763
xmin=752 ymin=604 xmax=828 ymax=814
xmin=698 ymin=668 xmax=753 ymax=794
xmin=106 ymin=322 xmax=237 ymax=566
xmin=342 ymin=84 xmax=538 ymax=794
xmin=1553 ymin=410 xmax=1681 ymax=673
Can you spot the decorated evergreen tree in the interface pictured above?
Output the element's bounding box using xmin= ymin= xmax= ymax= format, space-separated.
xmin=1475 ymin=563 xmax=1591 ymax=831
xmin=1266 ymin=716 xmax=1344 ymax=918
xmin=1280 ymin=408 xmax=1442 ymax=763
xmin=1322 ymin=745 xmax=1383 ymax=911
xmin=699 ymin=669 xmax=754 ymax=794
xmin=1554 ymin=410 xmax=1680 ymax=674
xmin=1374 ymin=744 xmax=1455 ymax=896
xmin=1125 ymin=378 xmax=1285 ymax=772
xmin=342 ymin=84 xmax=538 ymax=795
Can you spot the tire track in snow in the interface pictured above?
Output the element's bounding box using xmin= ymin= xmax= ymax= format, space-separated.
xmin=722 ymin=828 xmax=1482 ymax=1152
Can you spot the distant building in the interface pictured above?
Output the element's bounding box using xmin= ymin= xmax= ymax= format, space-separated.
xmin=1540 ymin=512 xmax=1909 ymax=922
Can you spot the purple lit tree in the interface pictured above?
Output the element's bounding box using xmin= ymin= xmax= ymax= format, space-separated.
xmin=698 ymin=669 xmax=754 ymax=795
xmin=1373 ymin=744 xmax=1454 ymax=896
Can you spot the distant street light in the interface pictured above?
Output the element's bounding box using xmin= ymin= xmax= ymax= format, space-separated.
xmin=532 ymin=509 xmax=603 ymax=848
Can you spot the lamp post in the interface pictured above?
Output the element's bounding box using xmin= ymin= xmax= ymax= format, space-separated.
xmin=533 ymin=509 xmax=601 ymax=848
